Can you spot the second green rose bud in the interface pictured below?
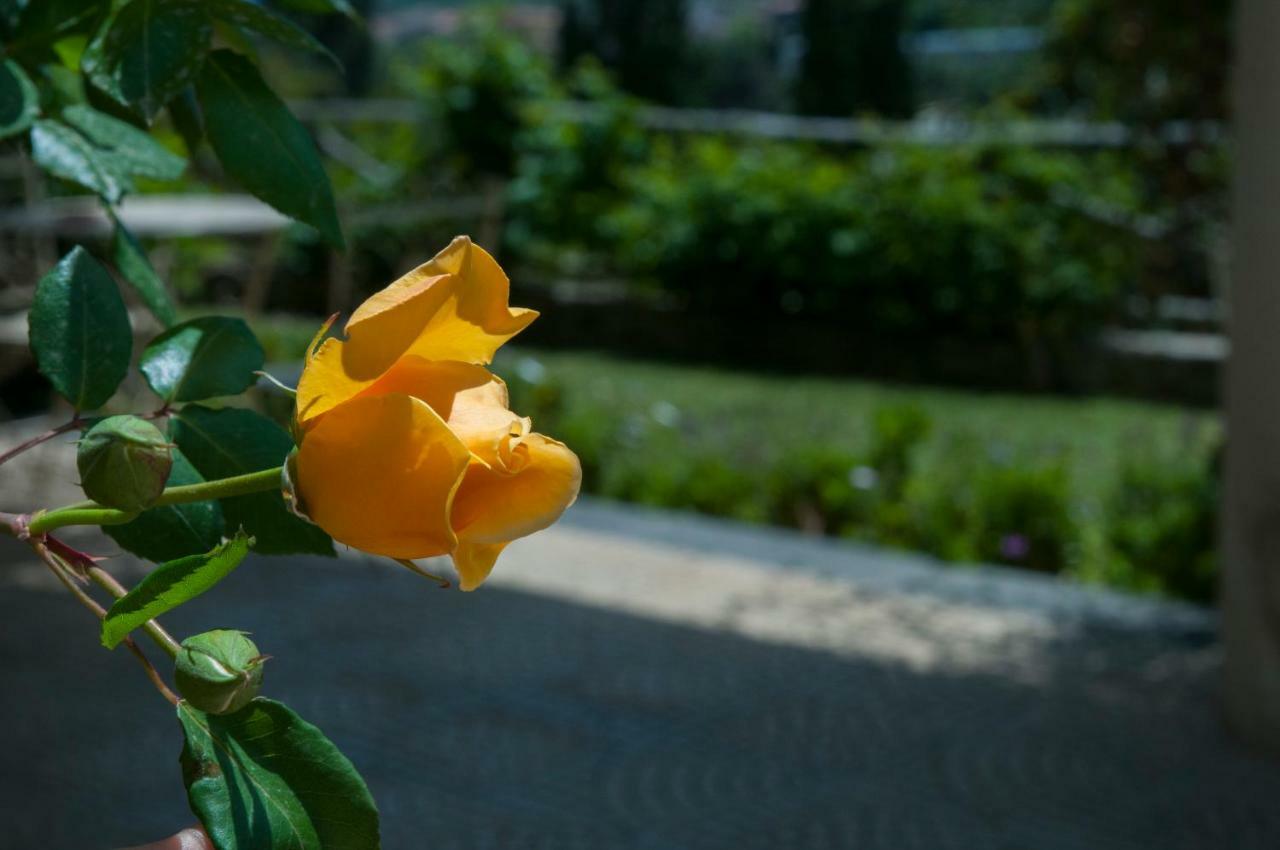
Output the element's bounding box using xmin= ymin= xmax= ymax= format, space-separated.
xmin=175 ymin=630 xmax=267 ymax=715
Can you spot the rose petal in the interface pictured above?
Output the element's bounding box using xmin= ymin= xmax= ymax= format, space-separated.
xmin=452 ymin=541 xmax=508 ymax=592
xmin=295 ymin=337 xmax=363 ymax=427
xmin=295 ymin=238 xmax=536 ymax=426
xmin=296 ymin=393 xmax=471 ymax=559
xmin=449 ymin=433 xmax=582 ymax=583
xmin=357 ymin=356 xmax=521 ymax=467
xmin=344 ymin=236 xmax=535 ymax=373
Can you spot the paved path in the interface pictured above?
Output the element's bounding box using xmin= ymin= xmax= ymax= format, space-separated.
xmin=0 ymin=416 xmax=1277 ymax=848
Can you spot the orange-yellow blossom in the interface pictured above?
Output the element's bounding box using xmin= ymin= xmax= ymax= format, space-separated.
xmin=293 ymin=236 xmax=581 ymax=590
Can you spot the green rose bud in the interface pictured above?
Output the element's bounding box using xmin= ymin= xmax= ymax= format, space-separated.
xmin=174 ymin=629 xmax=267 ymax=715
xmin=77 ymin=415 xmax=172 ymax=512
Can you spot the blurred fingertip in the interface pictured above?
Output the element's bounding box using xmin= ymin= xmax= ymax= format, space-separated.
xmin=119 ymin=826 xmax=210 ymax=850
xmin=175 ymin=827 xmax=212 ymax=850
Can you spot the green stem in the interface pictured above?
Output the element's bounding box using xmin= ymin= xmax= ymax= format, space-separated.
xmin=29 ymin=466 xmax=284 ymax=535
xmin=30 ymin=507 xmax=140 ymax=532
xmin=0 ymin=416 xmax=84 ymax=469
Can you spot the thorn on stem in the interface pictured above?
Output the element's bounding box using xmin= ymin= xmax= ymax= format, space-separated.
xmin=43 ymin=535 xmax=107 ymax=579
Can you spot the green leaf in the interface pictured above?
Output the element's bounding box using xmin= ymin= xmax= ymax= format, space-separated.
xmin=62 ymin=103 xmax=186 ymax=180
xmin=82 ymin=0 xmax=212 ymax=123
xmin=105 ymin=448 xmax=227 ymax=562
xmin=0 ymin=0 xmax=26 ymax=31
xmin=270 ymin=0 xmax=358 ymax=19
xmin=13 ymin=0 xmax=104 ymax=47
xmin=28 ymin=247 xmax=132 ymax=411
xmin=141 ymin=317 xmax=264 ymax=402
xmin=111 ymin=215 xmax=178 ymax=328
xmin=101 ymin=530 xmax=252 ymax=649
xmin=196 ymin=50 xmax=343 ymax=249
xmin=30 ymin=118 xmax=131 ymax=203
xmin=40 ymin=61 xmax=88 ymax=105
xmin=173 ymin=405 xmax=333 ymax=556
xmin=206 ymin=0 xmax=338 ymax=65
xmin=0 ymin=60 xmax=38 ymax=140
xmin=52 ymin=33 xmax=88 ymax=69
xmin=168 ymin=86 xmax=203 ymax=155
xmin=178 ymin=698 xmax=380 ymax=850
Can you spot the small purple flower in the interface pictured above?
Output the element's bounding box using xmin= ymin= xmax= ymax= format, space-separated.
xmin=999 ymin=533 xmax=1031 ymax=561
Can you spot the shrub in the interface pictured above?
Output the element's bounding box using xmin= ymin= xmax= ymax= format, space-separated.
xmin=393 ymin=16 xmax=554 ymax=178
xmin=970 ymin=461 xmax=1076 ymax=572
xmin=767 ymin=446 xmax=870 ymax=535
xmin=767 ymin=404 xmax=932 ymax=538
xmin=1104 ymin=446 xmax=1219 ymax=602
xmin=605 ymin=139 xmax=1142 ymax=343
xmin=868 ymin=404 xmax=932 ymax=499
xmin=906 ymin=441 xmax=1077 ymax=572
xmin=605 ymin=453 xmax=767 ymax=522
xmin=505 ymin=61 xmax=650 ymax=270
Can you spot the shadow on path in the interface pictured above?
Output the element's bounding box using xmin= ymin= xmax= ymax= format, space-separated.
xmin=1 ymin=544 xmax=1277 ymax=850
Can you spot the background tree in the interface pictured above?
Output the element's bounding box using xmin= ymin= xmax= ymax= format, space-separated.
xmin=1024 ymin=0 xmax=1234 ymax=300
xmin=557 ymin=0 xmax=689 ymax=106
xmin=795 ymin=0 xmax=914 ymax=118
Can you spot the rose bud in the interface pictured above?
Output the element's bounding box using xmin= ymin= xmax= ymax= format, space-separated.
xmin=77 ymin=415 xmax=173 ymax=512
xmin=174 ymin=630 xmax=267 ymax=715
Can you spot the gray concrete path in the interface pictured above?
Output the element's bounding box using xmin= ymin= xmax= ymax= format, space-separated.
xmin=0 ymin=415 xmax=1277 ymax=849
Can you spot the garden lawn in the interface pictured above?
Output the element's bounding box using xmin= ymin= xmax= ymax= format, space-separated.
xmin=495 ymin=346 xmax=1217 ymax=505
xmin=494 ymin=347 xmax=1220 ymax=597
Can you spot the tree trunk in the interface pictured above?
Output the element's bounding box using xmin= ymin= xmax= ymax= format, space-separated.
xmin=1222 ymin=0 xmax=1280 ymax=754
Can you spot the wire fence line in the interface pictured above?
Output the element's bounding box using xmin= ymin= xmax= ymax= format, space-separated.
xmin=290 ymin=98 xmax=1227 ymax=149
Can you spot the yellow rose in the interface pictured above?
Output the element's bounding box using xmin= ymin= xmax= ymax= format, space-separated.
xmin=293 ymin=236 xmax=581 ymax=590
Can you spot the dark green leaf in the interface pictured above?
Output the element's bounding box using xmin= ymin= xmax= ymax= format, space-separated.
xmin=106 ymin=448 xmax=227 ymax=562
xmin=178 ymin=698 xmax=380 ymax=850
xmin=111 ymin=215 xmax=178 ymax=328
xmin=28 ymin=247 xmax=131 ymax=411
xmin=13 ymin=0 xmax=104 ymax=48
xmin=0 ymin=0 xmax=26 ymax=32
xmin=82 ymin=0 xmax=211 ymax=122
xmin=0 ymin=60 xmax=38 ymax=139
xmin=141 ymin=317 xmax=264 ymax=402
xmin=30 ymin=118 xmax=131 ymax=203
xmin=270 ymin=0 xmax=358 ymax=19
xmin=62 ymin=103 xmax=186 ymax=180
xmin=173 ymin=405 xmax=333 ymax=556
xmin=168 ymin=86 xmax=203 ymax=155
xmin=101 ymin=530 xmax=252 ymax=649
xmin=196 ymin=50 xmax=343 ymax=248
xmin=206 ymin=0 xmax=337 ymax=65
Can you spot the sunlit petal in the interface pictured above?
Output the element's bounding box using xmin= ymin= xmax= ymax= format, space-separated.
xmin=295 ymin=337 xmax=369 ymax=427
xmin=342 ymin=236 xmax=537 ymax=380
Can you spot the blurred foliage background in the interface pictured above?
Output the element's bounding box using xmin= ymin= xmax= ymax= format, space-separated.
xmin=0 ymin=0 xmax=1232 ymax=603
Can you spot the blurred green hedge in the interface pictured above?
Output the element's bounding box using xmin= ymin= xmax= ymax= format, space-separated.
xmin=595 ymin=139 xmax=1141 ymax=342
xmin=361 ymin=24 xmax=1150 ymax=348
